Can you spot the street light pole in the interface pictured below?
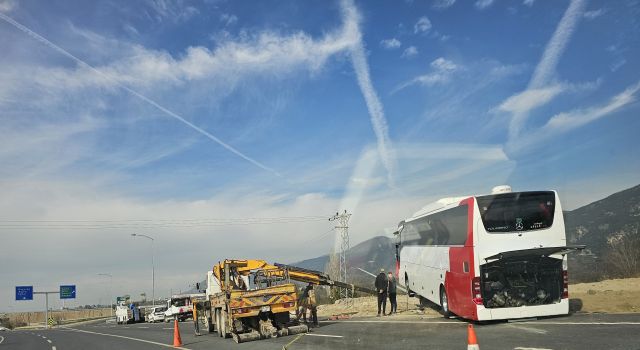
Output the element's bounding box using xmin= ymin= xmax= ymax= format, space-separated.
xmin=131 ymin=234 xmax=155 ymax=308
xmin=97 ymin=273 xmax=114 ymax=317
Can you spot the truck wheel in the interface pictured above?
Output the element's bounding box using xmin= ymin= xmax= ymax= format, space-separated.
xmin=215 ymin=309 xmax=222 ymax=336
xmin=220 ymin=310 xmax=230 ymax=338
xmin=206 ymin=311 xmax=214 ymax=333
xmin=440 ymin=286 xmax=452 ymax=318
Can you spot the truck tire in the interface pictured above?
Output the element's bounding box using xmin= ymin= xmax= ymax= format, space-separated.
xmin=220 ymin=309 xmax=230 ymax=338
xmin=215 ymin=309 xmax=222 ymax=337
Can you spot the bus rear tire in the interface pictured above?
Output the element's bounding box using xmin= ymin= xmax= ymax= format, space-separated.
xmin=440 ymin=286 xmax=452 ymax=318
xmin=405 ymin=274 xmax=416 ymax=297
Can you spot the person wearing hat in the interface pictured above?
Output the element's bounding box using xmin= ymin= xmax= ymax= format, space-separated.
xmin=374 ymin=268 xmax=388 ymax=317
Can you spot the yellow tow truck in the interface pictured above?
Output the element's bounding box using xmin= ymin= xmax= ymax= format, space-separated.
xmin=195 ymin=259 xmax=375 ymax=343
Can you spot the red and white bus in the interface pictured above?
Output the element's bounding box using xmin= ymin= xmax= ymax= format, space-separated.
xmin=395 ymin=186 xmax=583 ymax=321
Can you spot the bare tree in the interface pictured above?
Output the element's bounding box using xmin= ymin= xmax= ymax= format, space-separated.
xmin=605 ymin=224 xmax=640 ymax=278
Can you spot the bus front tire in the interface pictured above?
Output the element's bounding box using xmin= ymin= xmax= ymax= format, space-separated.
xmin=440 ymin=286 xmax=452 ymax=318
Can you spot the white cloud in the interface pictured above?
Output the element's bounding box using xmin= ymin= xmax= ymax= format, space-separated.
xmin=497 ymin=0 xmax=587 ymax=142
xmin=544 ymin=81 xmax=640 ymax=132
xmin=475 ymin=0 xmax=495 ymax=10
xmin=380 ymin=38 xmax=402 ymax=50
xmin=498 ymin=85 xmax=565 ymax=115
xmin=341 ymin=0 xmax=396 ymax=188
xmin=610 ymin=58 xmax=626 ymax=72
xmin=432 ymin=0 xmax=456 ymax=10
xmin=394 ymin=57 xmax=459 ymax=92
xmin=583 ymin=8 xmax=605 ymax=20
xmin=523 ymin=0 xmax=535 ymax=7
xmin=414 ymin=16 xmax=432 ymax=34
xmin=146 ymin=0 xmax=199 ymax=23
xmin=511 ymin=81 xmax=640 ymax=153
xmin=220 ymin=13 xmax=238 ymax=26
xmin=0 ymin=6 xmax=367 ymax=177
xmin=528 ymin=0 xmax=586 ymax=89
xmin=401 ymin=46 xmax=418 ymax=58
xmin=0 ymin=0 xmax=16 ymax=12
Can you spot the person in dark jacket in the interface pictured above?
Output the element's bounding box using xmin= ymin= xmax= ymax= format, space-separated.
xmin=374 ymin=268 xmax=388 ymax=317
xmin=387 ymin=271 xmax=398 ymax=314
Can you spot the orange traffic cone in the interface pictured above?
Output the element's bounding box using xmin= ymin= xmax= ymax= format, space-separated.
xmin=467 ymin=324 xmax=479 ymax=350
xmin=173 ymin=318 xmax=183 ymax=347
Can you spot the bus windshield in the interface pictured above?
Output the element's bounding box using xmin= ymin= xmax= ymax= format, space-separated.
xmin=477 ymin=191 xmax=555 ymax=233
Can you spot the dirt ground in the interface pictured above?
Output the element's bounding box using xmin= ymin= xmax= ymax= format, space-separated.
xmin=316 ymin=278 xmax=640 ymax=319
xmin=570 ymin=277 xmax=640 ymax=313
xmin=317 ymin=295 xmax=440 ymax=319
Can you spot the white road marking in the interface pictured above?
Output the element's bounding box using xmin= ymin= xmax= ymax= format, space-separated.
xmin=0 ymin=336 xmax=4 ymax=344
xmin=52 ymin=347 xmax=57 ymax=350
xmin=47 ymin=339 xmax=52 ymax=343
xmin=514 ymin=347 xmax=554 ymax=350
xmin=524 ymin=322 xmax=640 ymax=325
xmin=162 ymin=327 xmax=173 ymax=330
xmin=320 ymin=320 xmax=461 ymax=324
xmin=138 ymin=326 xmax=149 ymax=329
xmin=64 ymin=327 xmax=191 ymax=349
xmin=306 ymin=333 xmax=344 ymax=338
xmin=508 ymin=324 xmax=548 ymax=334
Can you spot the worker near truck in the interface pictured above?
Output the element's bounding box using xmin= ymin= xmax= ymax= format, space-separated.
xmin=375 ymin=268 xmax=388 ymax=317
xmin=297 ymin=283 xmax=318 ymax=327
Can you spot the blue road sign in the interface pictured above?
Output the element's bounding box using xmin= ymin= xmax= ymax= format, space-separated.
xmin=60 ymin=285 xmax=76 ymax=299
xmin=16 ymin=286 xmax=33 ymax=301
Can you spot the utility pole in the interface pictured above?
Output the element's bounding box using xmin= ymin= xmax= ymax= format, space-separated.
xmin=329 ymin=210 xmax=352 ymax=300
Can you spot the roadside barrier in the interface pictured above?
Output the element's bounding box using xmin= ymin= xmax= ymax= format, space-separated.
xmin=467 ymin=324 xmax=479 ymax=350
xmin=173 ymin=318 xmax=183 ymax=347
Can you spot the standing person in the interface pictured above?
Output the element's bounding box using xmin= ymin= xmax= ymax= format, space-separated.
xmin=297 ymin=283 xmax=318 ymax=327
xmin=374 ymin=268 xmax=388 ymax=317
xmin=387 ymin=272 xmax=397 ymax=315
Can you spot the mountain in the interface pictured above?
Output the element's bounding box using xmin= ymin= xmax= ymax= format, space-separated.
xmin=293 ymin=184 xmax=640 ymax=284
xmin=565 ymin=184 xmax=640 ymax=281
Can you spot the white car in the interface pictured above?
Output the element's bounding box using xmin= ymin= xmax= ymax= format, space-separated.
xmin=146 ymin=306 xmax=167 ymax=323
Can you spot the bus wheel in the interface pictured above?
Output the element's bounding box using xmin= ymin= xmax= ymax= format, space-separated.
xmin=440 ymin=286 xmax=452 ymax=318
xmin=405 ymin=274 xmax=416 ymax=297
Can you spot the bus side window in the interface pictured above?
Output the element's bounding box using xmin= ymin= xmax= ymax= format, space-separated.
xmin=463 ymin=261 xmax=469 ymax=273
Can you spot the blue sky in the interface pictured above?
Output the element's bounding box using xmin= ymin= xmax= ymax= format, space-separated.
xmin=1 ymin=0 xmax=639 ymax=310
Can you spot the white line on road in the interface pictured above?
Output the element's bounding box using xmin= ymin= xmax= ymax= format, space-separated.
xmin=320 ymin=320 xmax=461 ymax=324
xmin=47 ymin=339 xmax=52 ymax=343
xmin=52 ymin=347 xmax=56 ymax=350
xmin=514 ymin=347 xmax=554 ymax=350
xmin=508 ymin=325 xmax=548 ymax=335
xmin=0 ymin=336 xmax=4 ymax=344
xmin=306 ymin=333 xmax=344 ymax=338
xmin=523 ymin=322 xmax=640 ymax=325
xmin=64 ymin=327 xmax=191 ymax=349
xmin=138 ymin=326 xmax=149 ymax=329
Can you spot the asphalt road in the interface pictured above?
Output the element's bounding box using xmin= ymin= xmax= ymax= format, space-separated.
xmin=2 ymin=313 xmax=640 ymax=350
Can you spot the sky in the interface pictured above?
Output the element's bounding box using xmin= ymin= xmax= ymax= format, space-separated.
xmin=1 ymin=0 xmax=639 ymax=312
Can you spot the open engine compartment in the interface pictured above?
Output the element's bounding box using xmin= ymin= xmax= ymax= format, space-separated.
xmin=480 ymin=256 xmax=563 ymax=308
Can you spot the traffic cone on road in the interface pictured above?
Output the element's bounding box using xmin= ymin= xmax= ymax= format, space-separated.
xmin=467 ymin=324 xmax=479 ymax=350
xmin=173 ymin=318 xmax=183 ymax=347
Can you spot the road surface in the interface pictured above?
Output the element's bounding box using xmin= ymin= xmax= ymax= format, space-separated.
xmin=2 ymin=313 xmax=639 ymax=350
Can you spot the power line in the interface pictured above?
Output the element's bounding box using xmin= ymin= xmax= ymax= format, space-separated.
xmin=0 ymin=216 xmax=330 ymax=230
